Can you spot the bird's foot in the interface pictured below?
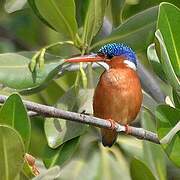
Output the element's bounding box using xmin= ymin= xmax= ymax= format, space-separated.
xmin=80 ymin=110 xmax=90 ymax=115
xmin=107 ymin=119 xmax=116 ymax=130
xmin=124 ymin=124 xmax=131 ymax=134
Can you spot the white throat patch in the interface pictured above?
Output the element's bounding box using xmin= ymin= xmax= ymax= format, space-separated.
xmin=124 ymin=60 xmax=137 ymax=71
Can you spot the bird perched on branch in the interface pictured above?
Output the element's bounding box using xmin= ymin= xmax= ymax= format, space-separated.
xmin=66 ymin=43 xmax=142 ymax=147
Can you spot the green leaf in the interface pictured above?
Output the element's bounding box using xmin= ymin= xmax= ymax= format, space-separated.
xmin=156 ymin=105 xmax=180 ymax=167
xmin=44 ymin=87 xmax=86 ymax=148
xmin=4 ymin=0 xmax=27 ymax=13
xmin=157 ymin=2 xmax=180 ymax=77
xmin=141 ymin=110 xmax=167 ymax=180
xmin=45 ymin=118 xmax=85 ymax=148
xmin=0 ymin=93 xmax=31 ymax=151
xmin=142 ymin=92 xmax=158 ymax=113
xmin=27 ymin=0 xmax=54 ymax=30
xmin=29 ymin=117 xmax=79 ymax=168
xmin=28 ymin=116 xmax=48 ymax=159
xmin=123 ymin=0 xmax=180 ymax=20
xmin=147 ymin=43 xmax=166 ymax=81
xmin=117 ymin=136 xmax=143 ymax=159
xmin=0 ymin=52 xmax=64 ymax=93
xmin=82 ymin=0 xmax=108 ymax=47
xmin=59 ymin=144 xmax=131 ymax=180
xmin=173 ymin=89 xmax=180 ymax=109
xmin=155 ymin=30 xmax=180 ymax=94
xmin=0 ymin=125 xmax=25 ymax=180
xmin=28 ymin=0 xmax=78 ymax=42
xmin=111 ymin=0 xmax=125 ymax=27
xmin=43 ymin=137 xmax=79 ymax=168
xmin=130 ymin=158 xmax=156 ymax=180
xmin=90 ymin=6 xmax=158 ymax=52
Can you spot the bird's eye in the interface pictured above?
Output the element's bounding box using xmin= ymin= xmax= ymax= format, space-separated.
xmin=106 ymin=54 xmax=113 ymax=59
xmin=97 ymin=53 xmax=105 ymax=58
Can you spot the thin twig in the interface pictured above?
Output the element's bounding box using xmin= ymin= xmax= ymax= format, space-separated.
xmin=0 ymin=95 xmax=160 ymax=144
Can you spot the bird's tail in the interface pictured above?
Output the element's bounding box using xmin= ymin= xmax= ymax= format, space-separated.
xmin=101 ymin=128 xmax=118 ymax=147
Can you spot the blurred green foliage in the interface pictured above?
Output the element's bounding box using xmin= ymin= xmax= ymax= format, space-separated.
xmin=0 ymin=0 xmax=179 ymax=179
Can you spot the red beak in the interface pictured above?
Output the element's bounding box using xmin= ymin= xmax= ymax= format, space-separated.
xmin=65 ymin=54 xmax=105 ymax=63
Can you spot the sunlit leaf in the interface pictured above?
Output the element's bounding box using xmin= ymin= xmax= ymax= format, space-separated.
xmin=28 ymin=0 xmax=78 ymax=42
xmin=0 ymin=93 xmax=31 ymax=151
xmin=0 ymin=52 xmax=64 ymax=93
xmin=0 ymin=125 xmax=25 ymax=180
xmin=123 ymin=0 xmax=180 ymax=19
xmin=82 ymin=0 xmax=108 ymax=46
xmin=155 ymin=30 xmax=180 ymax=94
xmin=45 ymin=87 xmax=86 ymax=148
xmin=90 ymin=6 xmax=158 ymax=52
xmin=5 ymin=0 xmax=27 ymax=13
xmin=147 ymin=43 xmax=166 ymax=81
xmin=156 ymin=105 xmax=180 ymax=167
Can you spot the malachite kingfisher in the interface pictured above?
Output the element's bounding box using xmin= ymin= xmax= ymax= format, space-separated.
xmin=66 ymin=43 xmax=142 ymax=147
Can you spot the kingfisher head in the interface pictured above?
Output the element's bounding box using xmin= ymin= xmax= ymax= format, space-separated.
xmin=66 ymin=43 xmax=137 ymax=70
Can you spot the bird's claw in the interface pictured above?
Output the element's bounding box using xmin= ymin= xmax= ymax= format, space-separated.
xmin=108 ymin=119 xmax=116 ymax=130
xmin=125 ymin=124 xmax=131 ymax=134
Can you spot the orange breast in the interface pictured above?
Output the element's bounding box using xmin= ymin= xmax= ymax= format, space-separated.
xmin=93 ymin=66 xmax=142 ymax=125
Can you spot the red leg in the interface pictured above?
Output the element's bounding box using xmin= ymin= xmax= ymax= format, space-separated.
xmin=125 ymin=124 xmax=132 ymax=134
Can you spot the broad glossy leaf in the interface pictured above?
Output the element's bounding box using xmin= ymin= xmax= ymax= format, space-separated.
xmin=0 ymin=93 xmax=31 ymax=151
xmin=43 ymin=137 xmax=79 ymax=168
xmin=40 ymin=80 xmax=65 ymax=105
xmin=90 ymin=6 xmax=158 ymax=52
xmin=75 ymin=0 xmax=89 ymax=28
xmin=130 ymin=158 xmax=156 ymax=180
xmin=117 ymin=136 xmax=143 ymax=159
xmin=155 ymin=30 xmax=180 ymax=93
xmin=82 ymin=0 xmax=108 ymax=46
xmin=142 ymin=91 xmax=158 ymax=113
xmin=29 ymin=116 xmax=49 ymax=159
xmin=40 ymin=69 xmax=78 ymax=105
xmin=157 ymin=3 xmax=180 ymax=77
xmin=173 ymin=89 xmax=180 ymax=109
xmin=27 ymin=0 xmax=54 ymax=30
xmin=5 ymin=0 xmax=27 ymax=13
xmin=123 ymin=0 xmax=180 ymax=19
xmin=141 ymin=110 xmax=167 ymax=180
xmin=28 ymin=0 xmax=78 ymax=42
xmin=60 ymin=144 xmax=131 ymax=180
xmin=0 ymin=52 xmax=64 ymax=93
xmin=111 ymin=0 xmax=125 ymax=27
xmin=147 ymin=43 xmax=166 ymax=81
xmin=0 ymin=125 xmax=25 ymax=180
xmin=29 ymin=117 xmax=79 ymax=168
xmin=156 ymin=105 xmax=180 ymax=167
xmin=45 ymin=87 xmax=86 ymax=148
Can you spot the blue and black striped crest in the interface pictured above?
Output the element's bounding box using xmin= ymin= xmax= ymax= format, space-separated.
xmin=97 ymin=43 xmax=137 ymax=66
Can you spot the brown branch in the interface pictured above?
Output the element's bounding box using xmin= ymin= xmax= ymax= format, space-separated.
xmin=0 ymin=95 xmax=160 ymax=144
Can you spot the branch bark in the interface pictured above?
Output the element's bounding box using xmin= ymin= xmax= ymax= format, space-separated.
xmin=0 ymin=94 xmax=160 ymax=144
